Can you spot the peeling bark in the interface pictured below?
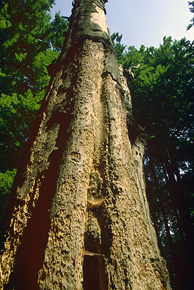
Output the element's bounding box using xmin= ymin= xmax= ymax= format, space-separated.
xmin=0 ymin=1 xmax=171 ymax=289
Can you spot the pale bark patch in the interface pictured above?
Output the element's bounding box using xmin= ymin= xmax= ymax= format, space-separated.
xmin=90 ymin=4 xmax=108 ymax=33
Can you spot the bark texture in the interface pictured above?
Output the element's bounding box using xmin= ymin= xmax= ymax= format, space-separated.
xmin=0 ymin=1 xmax=171 ymax=289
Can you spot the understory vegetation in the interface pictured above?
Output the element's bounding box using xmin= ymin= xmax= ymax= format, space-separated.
xmin=0 ymin=1 xmax=193 ymax=289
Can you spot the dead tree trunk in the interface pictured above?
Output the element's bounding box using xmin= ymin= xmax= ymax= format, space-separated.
xmin=0 ymin=1 xmax=171 ymax=289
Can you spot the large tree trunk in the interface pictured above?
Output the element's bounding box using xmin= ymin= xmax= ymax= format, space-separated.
xmin=0 ymin=1 xmax=171 ymax=289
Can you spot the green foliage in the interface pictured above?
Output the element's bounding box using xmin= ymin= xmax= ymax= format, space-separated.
xmin=0 ymin=0 xmax=68 ymax=96
xmin=0 ymin=169 xmax=16 ymax=196
xmin=111 ymin=33 xmax=126 ymax=65
xmin=114 ymin=36 xmax=194 ymax=152
xmin=49 ymin=12 xmax=69 ymax=52
xmin=0 ymin=169 xmax=16 ymax=218
xmin=0 ymin=90 xmax=41 ymax=171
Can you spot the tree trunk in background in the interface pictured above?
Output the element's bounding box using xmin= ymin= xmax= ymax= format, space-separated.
xmin=149 ymin=160 xmax=176 ymax=261
xmin=161 ymin=163 xmax=187 ymax=252
xmin=162 ymin=148 xmax=194 ymax=289
xmin=148 ymin=159 xmax=183 ymax=289
xmin=163 ymin=150 xmax=194 ymax=244
xmin=0 ymin=1 xmax=171 ymax=289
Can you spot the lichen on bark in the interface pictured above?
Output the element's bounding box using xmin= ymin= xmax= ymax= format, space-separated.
xmin=0 ymin=1 xmax=171 ymax=289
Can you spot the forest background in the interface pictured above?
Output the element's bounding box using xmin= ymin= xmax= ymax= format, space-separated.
xmin=0 ymin=1 xmax=194 ymax=289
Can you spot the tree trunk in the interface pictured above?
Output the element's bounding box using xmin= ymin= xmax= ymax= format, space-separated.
xmin=162 ymin=147 xmax=194 ymax=289
xmin=0 ymin=1 xmax=171 ymax=289
xmin=148 ymin=159 xmax=183 ymax=289
xmin=162 ymin=163 xmax=187 ymax=252
xmin=162 ymin=149 xmax=194 ymax=244
xmin=149 ymin=160 xmax=175 ymax=260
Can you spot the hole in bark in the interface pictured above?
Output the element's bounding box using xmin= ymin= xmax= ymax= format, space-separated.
xmin=84 ymin=222 xmax=108 ymax=290
xmin=83 ymin=254 xmax=107 ymax=290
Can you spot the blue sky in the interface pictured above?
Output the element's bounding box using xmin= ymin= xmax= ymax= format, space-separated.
xmin=51 ymin=0 xmax=193 ymax=48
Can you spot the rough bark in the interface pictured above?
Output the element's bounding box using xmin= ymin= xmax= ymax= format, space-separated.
xmin=0 ymin=1 xmax=171 ymax=289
